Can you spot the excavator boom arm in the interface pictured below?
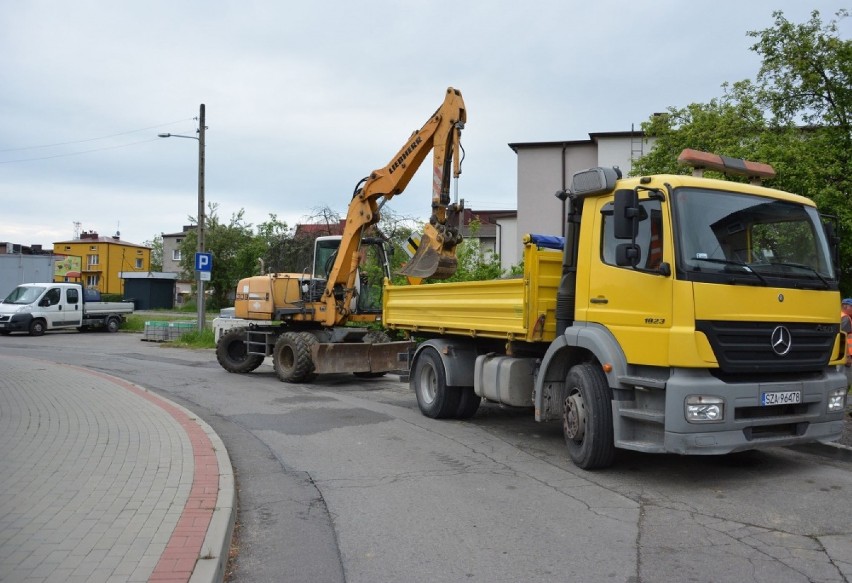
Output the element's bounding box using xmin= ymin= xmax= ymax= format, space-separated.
xmin=318 ymin=87 xmax=467 ymax=326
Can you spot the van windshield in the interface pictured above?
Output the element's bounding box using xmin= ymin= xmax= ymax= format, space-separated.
xmin=3 ymin=286 xmax=46 ymax=304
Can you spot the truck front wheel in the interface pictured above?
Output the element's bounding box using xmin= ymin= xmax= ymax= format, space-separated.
xmin=216 ymin=327 xmax=264 ymax=373
xmin=412 ymin=348 xmax=460 ymax=419
xmin=273 ymin=332 xmax=316 ymax=383
xmin=563 ymin=363 xmax=615 ymax=470
xmin=28 ymin=319 xmax=46 ymax=336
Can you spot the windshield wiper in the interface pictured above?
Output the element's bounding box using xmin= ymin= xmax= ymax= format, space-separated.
xmin=690 ymin=257 xmax=768 ymax=285
xmin=769 ymin=262 xmax=831 ymax=288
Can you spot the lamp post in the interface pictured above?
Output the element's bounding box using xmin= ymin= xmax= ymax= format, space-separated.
xmin=158 ymin=103 xmax=207 ymax=332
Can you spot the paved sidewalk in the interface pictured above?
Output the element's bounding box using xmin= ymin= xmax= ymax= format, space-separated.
xmin=0 ymin=354 xmax=234 ymax=583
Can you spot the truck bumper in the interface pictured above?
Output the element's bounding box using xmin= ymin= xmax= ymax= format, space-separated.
xmin=0 ymin=313 xmax=33 ymax=333
xmin=615 ymin=366 xmax=848 ymax=455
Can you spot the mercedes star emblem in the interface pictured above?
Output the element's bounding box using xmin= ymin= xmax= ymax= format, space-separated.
xmin=770 ymin=325 xmax=792 ymax=356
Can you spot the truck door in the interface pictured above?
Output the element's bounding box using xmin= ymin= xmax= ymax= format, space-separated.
xmin=65 ymin=287 xmax=83 ymax=326
xmin=583 ymin=195 xmax=674 ymax=366
xmin=39 ymin=287 xmax=67 ymax=329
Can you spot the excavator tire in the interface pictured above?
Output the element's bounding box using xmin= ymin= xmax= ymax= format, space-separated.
xmin=216 ymin=327 xmax=264 ymax=374
xmin=273 ymin=332 xmax=317 ymax=383
xmin=353 ymin=331 xmax=392 ymax=378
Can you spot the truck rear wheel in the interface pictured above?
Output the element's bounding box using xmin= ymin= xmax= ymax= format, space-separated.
xmin=412 ymin=347 xmax=460 ymax=419
xmin=216 ymin=327 xmax=264 ymax=373
xmin=354 ymin=331 xmax=391 ymax=378
xmin=563 ymin=363 xmax=615 ymax=470
xmin=455 ymin=387 xmax=481 ymax=419
xmin=273 ymin=332 xmax=316 ymax=383
xmin=105 ymin=317 xmax=120 ymax=333
xmin=28 ymin=319 xmax=46 ymax=337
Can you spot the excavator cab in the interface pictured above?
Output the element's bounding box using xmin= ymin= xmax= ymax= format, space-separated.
xmin=310 ymin=235 xmax=391 ymax=314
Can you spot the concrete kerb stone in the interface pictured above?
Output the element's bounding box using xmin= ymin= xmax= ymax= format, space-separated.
xmin=109 ymin=376 xmax=236 ymax=583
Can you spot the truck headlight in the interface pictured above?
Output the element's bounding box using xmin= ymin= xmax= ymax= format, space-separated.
xmin=828 ymin=388 xmax=846 ymax=413
xmin=685 ymin=395 xmax=725 ymax=423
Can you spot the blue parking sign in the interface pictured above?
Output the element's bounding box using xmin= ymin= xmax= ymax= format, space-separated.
xmin=195 ymin=252 xmax=213 ymax=272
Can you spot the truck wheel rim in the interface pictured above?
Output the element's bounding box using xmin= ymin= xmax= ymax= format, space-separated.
xmin=419 ymin=366 xmax=437 ymax=404
xmin=564 ymin=393 xmax=586 ymax=441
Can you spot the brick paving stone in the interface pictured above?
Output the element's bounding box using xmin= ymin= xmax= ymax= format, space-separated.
xmin=0 ymin=354 xmax=225 ymax=583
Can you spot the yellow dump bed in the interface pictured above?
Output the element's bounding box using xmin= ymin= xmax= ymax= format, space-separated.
xmin=383 ymin=239 xmax=562 ymax=343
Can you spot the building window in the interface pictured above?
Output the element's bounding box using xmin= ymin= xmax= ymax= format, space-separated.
xmin=135 ymin=258 xmax=143 ymax=269
xmin=86 ymin=275 xmax=99 ymax=287
xmin=172 ymin=249 xmax=182 ymax=261
xmin=90 ymin=245 xmax=98 ymax=251
xmin=65 ymin=246 xmax=71 ymax=251
xmin=87 ymin=254 xmax=99 ymax=266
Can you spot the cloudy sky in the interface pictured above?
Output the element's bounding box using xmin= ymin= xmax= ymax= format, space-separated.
xmin=1 ymin=1 xmax=846 ymax=249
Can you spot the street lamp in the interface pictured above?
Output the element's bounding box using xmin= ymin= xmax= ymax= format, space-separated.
xmin=158 ymin=103 xmax=207 ymax=332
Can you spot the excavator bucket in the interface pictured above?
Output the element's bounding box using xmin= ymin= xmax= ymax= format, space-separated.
xmin=398 ymin=232 xmax=458 ymax=280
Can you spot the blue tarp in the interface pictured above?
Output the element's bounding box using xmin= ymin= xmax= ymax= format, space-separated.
xmin=527 ymin=234 xmax=565 ymax=250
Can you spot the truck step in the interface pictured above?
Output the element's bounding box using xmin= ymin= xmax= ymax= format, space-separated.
xmin=616 ymin=440 xmax=666 ymax=453
xmin=618 ymin=408 xmax=665 ymax=424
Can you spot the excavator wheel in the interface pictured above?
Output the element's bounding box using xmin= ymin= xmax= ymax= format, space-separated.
xmin=273 ymin=332 xmax=317 ymax=383
xmin=216 ymin=327 xmax=265 ymax=374
xmin=353 ymin=331 xmax=392 ymax=378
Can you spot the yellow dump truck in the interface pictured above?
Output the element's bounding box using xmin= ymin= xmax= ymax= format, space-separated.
xmin=384 ymin=150 xmax=849 ymax=469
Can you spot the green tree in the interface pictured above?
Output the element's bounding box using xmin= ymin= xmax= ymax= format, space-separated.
xmin=632 ymin=9 xmax=852 ymax=287
xmin=179 ymin=204 xmax=259 ymax=309
xmin=144 ymin=235 xmax=163 ymax=272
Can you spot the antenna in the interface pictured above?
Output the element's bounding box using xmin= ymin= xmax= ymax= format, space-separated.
xmin=73 ymin=221 xmax=82 ymax=240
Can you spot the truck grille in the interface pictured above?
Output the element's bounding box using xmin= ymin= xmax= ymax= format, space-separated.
xmin=695 ymin=320 xmax=836 ymax=374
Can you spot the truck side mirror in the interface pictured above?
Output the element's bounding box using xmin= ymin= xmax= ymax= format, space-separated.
xmin=615 ymin=243 xmax=642 ymax=267
xmin=613 ymin=189 xmax=640 ymax=240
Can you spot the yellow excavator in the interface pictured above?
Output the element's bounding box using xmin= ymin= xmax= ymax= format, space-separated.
xmin=216 ymin=87 xmax=467 ymax=382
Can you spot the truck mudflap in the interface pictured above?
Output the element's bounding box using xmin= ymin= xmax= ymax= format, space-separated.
xmin=311 ymin=340 xmax=414 ymax=374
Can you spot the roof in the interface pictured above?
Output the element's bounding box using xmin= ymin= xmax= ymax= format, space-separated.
xmin=508 ymin=129 xmax=646 ymax=153
xmin=53 ymin=236 xmax=151 ymax=249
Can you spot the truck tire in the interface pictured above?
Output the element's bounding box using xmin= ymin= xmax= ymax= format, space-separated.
xmin=563 ymin=363 xmax=615 ymax=470
xmin=273 ymin=332 xmax=316 ymax=383
xmin=354 ymin=331 xmax=391 ymax=378
xmin=105 ymin=317 xmax=120 ymax=333
xmin=412 ymin=347 xmax=461 ymax=419
xmin=29 ymin=319 xmax=46 ymax=337
xmin=455 ymin=387 xmax=481 ymax=419
xmin=216 ymin=327 xmax=264 ymax=373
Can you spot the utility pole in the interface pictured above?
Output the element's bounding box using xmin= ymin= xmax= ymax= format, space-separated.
xmin=197 ymin=104 xmax=206 ymax=332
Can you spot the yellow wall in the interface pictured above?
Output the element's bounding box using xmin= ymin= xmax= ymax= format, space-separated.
xmin=53 ymin=239 xmax=151 ymax=295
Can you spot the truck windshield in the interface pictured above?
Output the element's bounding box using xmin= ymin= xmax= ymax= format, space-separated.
xmin=3 ymin=286 xmax=46 ymax=304
xmin=673 ymin=187 xmax=835 ymax=289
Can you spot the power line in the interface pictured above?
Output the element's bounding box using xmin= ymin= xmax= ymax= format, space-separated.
xmin=0 ymin=118 xmax=194 ymax=153
xmin=0 ymin=138 xmax=162 ymax=164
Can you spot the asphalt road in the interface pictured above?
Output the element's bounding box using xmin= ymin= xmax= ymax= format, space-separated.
xmin=3 ymin=331 xmax=852 ymax=583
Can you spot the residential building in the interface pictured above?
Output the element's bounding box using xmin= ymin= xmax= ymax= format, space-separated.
xmin=459 ymin=209 xmax=519 ymax=270
xmin=162 ymin=226 xmax=194 ymax=303
xmin=53 ymin=231 xmax=151 ymax=295
xmin=509 ymin=129 xmax=654 ymax=262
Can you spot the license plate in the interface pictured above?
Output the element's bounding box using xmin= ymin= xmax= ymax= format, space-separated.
xmin=761 ymin=390 xmax=801 ymax=406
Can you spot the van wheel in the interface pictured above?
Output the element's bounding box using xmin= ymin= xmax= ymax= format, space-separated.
xmin=354 ymin=331 xmax=391 ymax=378
xmin=412 ymin=347 xmax=460 ymax=419
xmin=28 ymin=319 xmax=46 ymax=336
xmin=563 ymin=363 xmax=615 ymax=469
xmin=216 ymin=327 xmax=264 ymax=373
xmin=273 ymin=332 xmax=316 ymax=383
xmin=105 ymin=317 xmax=120 ymax=333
